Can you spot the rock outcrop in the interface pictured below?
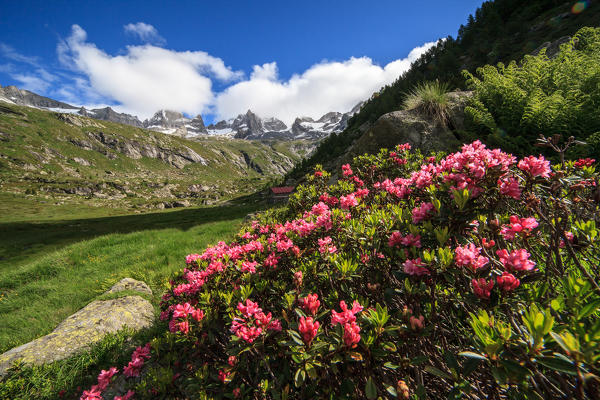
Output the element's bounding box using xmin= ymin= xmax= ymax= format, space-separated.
xmin=346 ymin=91 xmax=471 ymax=159
xmin=106 ymin=278 xmax=153 ymax=296
xmin=80 ymin=107 xmax=144 ymax=128
xmin=0 ymin=278 xmax=154 ymax=375
xmin=85 ymin=131 xmax=207 ymax=169
xmin=0 ymin=84 xmax=77 ymax=110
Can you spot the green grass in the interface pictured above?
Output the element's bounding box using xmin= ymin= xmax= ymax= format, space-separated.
xmin=0 ymin=203 xmax=260 ymax=354
xmin=403 ymin=80 xmax=450 ymax=125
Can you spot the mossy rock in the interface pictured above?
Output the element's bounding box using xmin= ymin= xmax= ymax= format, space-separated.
xmin=107 ymin=277 xmax=152 ymax=296
xmin=0 ymin=295 xmax=154 ymax=375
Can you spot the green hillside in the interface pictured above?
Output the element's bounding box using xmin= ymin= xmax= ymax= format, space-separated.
xmin=288 ymin=0 xmax=600 ymax=179
xmin=0 ymin=103 xmax=310 ymax=220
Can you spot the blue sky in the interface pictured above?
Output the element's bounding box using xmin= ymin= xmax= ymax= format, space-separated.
xmin=0 ymin=0 xmax=485 ymax=124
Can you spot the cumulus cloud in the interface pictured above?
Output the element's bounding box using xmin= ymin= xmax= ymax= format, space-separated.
xmin=124 ymin=22 xmax=166 ymax=45
xmin=57 ymin=24 xmax=241 ymax=119
xmin=48 ymin=23 xmax=437 ymax=122
xmin=215 ymin=41 xmax=437 ymax=125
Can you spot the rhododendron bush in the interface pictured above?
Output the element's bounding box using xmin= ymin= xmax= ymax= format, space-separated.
xmin=84 ymin=141 xmax=600 ymax=399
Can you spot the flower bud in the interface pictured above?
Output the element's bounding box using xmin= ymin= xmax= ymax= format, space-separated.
xmin=397 ymin=380 xmax=410 ymax=400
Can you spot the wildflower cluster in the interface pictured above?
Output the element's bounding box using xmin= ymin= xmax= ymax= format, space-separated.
xmin=82 ymin=141 xmax=600 ymax=399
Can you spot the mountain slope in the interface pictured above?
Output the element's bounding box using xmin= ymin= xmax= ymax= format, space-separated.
xmin=287 ymin=0 xmax=600 ymax=180
xmin=0 ymin=102 xmax=311 ymax=214
xmin=0 ymin=84 xmax=360 ymax=141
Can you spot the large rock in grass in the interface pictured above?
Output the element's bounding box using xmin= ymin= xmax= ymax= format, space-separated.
xmin=0 ymin=280 xmax=154 ymax=375
xmin=107 ymin=278 xmax=153 ymax=296
xmin=347 ymin=91 xmax=471 ymax=158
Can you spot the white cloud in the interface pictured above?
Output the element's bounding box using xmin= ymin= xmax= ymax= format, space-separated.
xmin=50 ymin=23 xmax=437 ymax=123
xmin=57 ymin=24 xmax=242 ymax=119
xmin=215 ymin=41 xmax=437 ymax=125
xmin=124 ymin=22 xmax=166 ymax=45
xmin=12 ymin=74 xmax=51 ymax=92
xmin=0 ymin=43 xmax=39 ymax=66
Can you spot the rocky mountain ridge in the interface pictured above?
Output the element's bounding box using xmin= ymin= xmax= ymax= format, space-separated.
xmin=0 ymin=84 xmax=361 ymax=141
xmin=206 ymin=102 xmax=363 ymax=140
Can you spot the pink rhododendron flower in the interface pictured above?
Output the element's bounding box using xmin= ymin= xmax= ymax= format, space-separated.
xmin=237 ymin=299 xmax=261 ymax=317
xmin=123 ymin=356 xmax=145 ymax=378
xmin=191 ymin=308 xmax=205 ymax=322
xmin=240 ymin=260 xmax=258 ymax=274
xmin=219 ymin=370 xmax=231 ymax=383
xmin=412 ymin=202 xmax=435 ymax=223
xmin=319 ymin=192 xmax=339 ymax=206
xmin=96 ymin=367 xmax=118 ymax=390
xmin=173 ymin=302 xmax=193 ymax=319
xmin=388 ymin=231 xmax=403 ymax=247
xmin=339 ymin=194 xmax=358 ymax=209
xmin=264 ymin=252 xmax=280 ymax=268
xmin=317 ymin=236 xmax=337 ymax=254
xmin=132 ymin=343 xmax=151 ymax=360
xmin=311 ymin=202 xmax=329 ymax=216
xmin=80 ymin=387 xmax=102 ymax=400
xmin=496 ymin=249 xmax=536 ymax=271
xmin=299 ymin=293 xmax=320 ymax=315
xmin=114 ymin=390 xmax=135 ymax=400
xmin=342 ymin=163 xmax=353 ymax=177
xmin=397 ymin=143 xmax=411 ymax=151
xmin=185 ymin=253 xmax=201 ymax=265
xmin=314 ymin=170 xmax=323 ymax=177
xmin=276 ymin=238 xmax=294 ymax=252
xmin=498 ymin=176 xmax=521 ymax=199
xmin=410 ymin=315 xmax=425 ymax=331
xmin=500 ymin=216 xmax=539 ymax=240
xmin=354 ymin=188 xmax=369 ymax=198
xmin=454 ymin=243 xmax=489 ymax=271
xmin=331 ymin=300 xmax=363 ymax=326
xmin=518 ymin=155 xmax=551 ymax=178
xmin=497 ymin=272 xmax=520 ymax=291
xmin=472 ymin=278 xmax=495 ymax=299
xmin=299 ymin=316 xmax=320 ymax=345
xmin=389 ymin=232 xmax=421 ymax=248
xmin=482 ymin=238 xmax=495 ymax=248
xmin=560 ymin=231 xmax=575 ymax=248
xmin=228 ymin=355 xmax=237 ymax=366
xmin=233 ymin=388 xmax=241 ymax=398
xmin=231 ymin=319 xmax=262 ymax=343
xmin=343 ymin=321 xmax=361 ymax=347
xmin=401 ymin=233 xmax=421 ymax=247
xmin=403 ymin=258 xmax=430 ymax=276
xmin=294 ymin=271 xmax=303 ymax=286
xmin=574 ymin=158 xmax=595 ymax=168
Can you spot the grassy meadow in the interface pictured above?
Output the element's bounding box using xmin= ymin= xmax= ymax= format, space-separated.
xmin=0 ymin=202 xmax=261 ymax=354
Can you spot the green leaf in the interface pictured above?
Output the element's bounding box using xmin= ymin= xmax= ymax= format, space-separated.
xmin=444 ymin=351 xmax=459 ymax=372
xmin=365 ymin=377 xmax=377 ymax=399
xmin=383 ymin=361 xmax=400 ymax=370
xmin=536 ymin=356 xmax=577 ymax=375
xmin=410 ymin=355 xmax=429 ymax=365
xmin=386 ymin=385 xmax=398 ymax=397
xmin=424 ymin=366 xmax=453 ymax=380
xmin=305 ymin=363 xmax=317 ymax=379
xmin=458 ymin=351 xmax=488 ymax=361
xmin=294 ymin=368 xmax=305 ymax=388
xmin=578 ymin=298 xmax=600 ymax=319
xmin=382 ymin=342 xmax=397 ymax=352
xmin=550 ymin=331 xmax=580 ymax=354
xmin=348 ymin=351 xmax=364 ymax=362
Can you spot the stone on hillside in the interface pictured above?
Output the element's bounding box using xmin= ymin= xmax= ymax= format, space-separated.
xmin=107 ymin=278 xmax=152 ymax=296
xmin=0 ymin=294 xmax=153 ymax=375
xmin=347 ymin=91 xmax=471 ymax=158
